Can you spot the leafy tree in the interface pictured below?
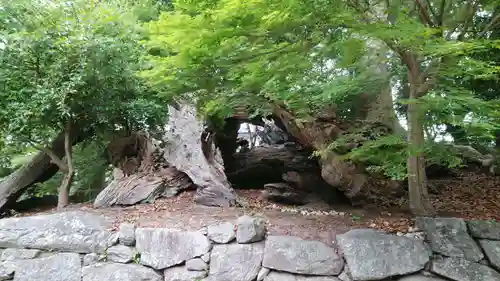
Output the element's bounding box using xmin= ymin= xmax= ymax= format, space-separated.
xmin=0 ymin=0 xmax=167 ymax=208
xmin=141 ymin=0 xmax=500 ymax=215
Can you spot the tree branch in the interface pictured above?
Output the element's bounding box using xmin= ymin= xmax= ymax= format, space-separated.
xmin=424 ymin=0 xmax=439 ymax=25
xmin=479 ymin=13 xmax=500 ymax=38
xmin=438 ymin=0 xmax=446 ymax=26
xmin=414 ymin=0 xmax=435 ymax=26
xmin=31 ymin=144 xmax=69 ymax=172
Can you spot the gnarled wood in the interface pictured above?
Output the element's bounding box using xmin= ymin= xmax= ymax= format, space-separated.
xmin=94 ymin=167 xmax=193 ymax=208
xmin=94 ymin=133 xmax=195 ymax=208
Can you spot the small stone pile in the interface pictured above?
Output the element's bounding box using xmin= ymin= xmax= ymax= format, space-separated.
xmin=0 ymin=211 xmax=499 ymax=280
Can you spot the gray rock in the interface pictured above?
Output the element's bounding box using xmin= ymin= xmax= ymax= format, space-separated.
xmin=207 ymin=222 xmax=235 ymax=244
xmin=478 ymin=239 xmax=500 ymax=270
xmin=83 ymin=253 xmax=100 ymax=266
xmin=186 ymin=258 xmax=208 ymax=271
xmin=119 ymin=223 xmax=136 ymax=246
xmin=263 ymin=235 xmax=343 ymax=276
xmin=431 ymin=257 xmax=500 ymax=281
xmin=0 ymin=248 xmax=41 ymax=261
xmin=0 ymin=263 xmax=14 ymax=281
xmin=237 ymin=216 xmax=266 ymax=243
xmin=0 ymin=211 xmax=111 ymax=253
xmin=264 ymin=271 xmax=341 ymax=281
xmin=416 ymin=217 xmax=483 ymax=262
xmin=257 ymin=267 xmax=270 ymax=281
xmin=397 ymin=275 xmax=447 ymax=281
xmin=209 ymin=242 xmax=264 ymax=281
xmin=135 ymin=228 xmax=211 ymax=270
xmin=467 ymin=220 xmax=500 ymax=240
xmin=13 ymin=253 xmax=81 ymax=281
xmin=107 ymin=245 xmax=135 ymax=263
xmin=201 ymin=253 xmax=210 ymax=263
xmin=336 ymin=229 xmax=429 ymax=280
xmin=338 ymin=271 xmax=352 ymax=281
xmin=164 ymin=265 xmax=207 ymax=281
xmin=82 ymin=262 xmax=162 ymax=281
xmin=107 ymin=232 xmax=119 ymax=247
xmin=405 ymin=232 xmax=426 ymax=240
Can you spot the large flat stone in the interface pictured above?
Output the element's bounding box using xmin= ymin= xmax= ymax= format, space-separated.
xmin=263 ymin=235 xmax=343 ymax=276
xmin=431 ymin=257 xmax=500 ymax=281
xmin=82 ymin=262 xmax=162 ymax=281
xmin=478 ymin=239 xmax=500 ymax=270
xmin=0 ymin=211 xmax=111 ymax=253
xmin=467 ymin=220 xmax=500 ymax=240
xmin=0 ymin=248 xmax=41 ymax=261
xmin=416 ymin=217 xmax=483 ymax=262
xmin=164 ymin=265 xmax=207 ymax=281
xmin=13 ymin=253 xmax=81 ymax=281
xmin=264 ymin=271 xmax=341 ymax=281
xmin=336 ymin=229 xmax=430 ymax=281
xmin=209 ymin=243 xmax=264 ymax=281
xmin=136 ymin=228 xmax=211 ymax=270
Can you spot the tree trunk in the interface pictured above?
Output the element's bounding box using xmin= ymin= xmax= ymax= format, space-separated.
xmin=406 ymin=73 xmax=436 ymax=216
xmin=0 ymin=126 xmax=86 ymax=212
xmin=57 ymin=123 xmax=74 ymax=209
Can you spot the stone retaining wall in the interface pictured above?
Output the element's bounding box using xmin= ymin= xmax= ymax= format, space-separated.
xmin=0 ymin=211 xmax=499 ymax=280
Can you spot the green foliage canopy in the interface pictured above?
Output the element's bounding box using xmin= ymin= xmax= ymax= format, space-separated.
xmin=140 ymin=0 xmax=500 ymax=180
xmin=0 ymin=0 xmax=167 ymax=154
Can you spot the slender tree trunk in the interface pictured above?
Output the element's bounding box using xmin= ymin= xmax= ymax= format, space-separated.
xmin=407 ymin=70 xmax=436 ymax=216
xmin=57 ymin=122 xmax=74 ymax=209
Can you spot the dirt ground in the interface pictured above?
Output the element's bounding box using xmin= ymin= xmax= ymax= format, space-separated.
xmin=12 ymin=190 xmax=415 ymax=246
xmin=11 ymin=173 xmax=500 ymax=246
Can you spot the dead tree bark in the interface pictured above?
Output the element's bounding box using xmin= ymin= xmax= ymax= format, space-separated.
xmin=271 ymin=103 xmax=402 ymax=206
xmin=94 ymin=132 xmax=195 ymax=208
xmin=162 ymin=104 xmax=237 ymax=207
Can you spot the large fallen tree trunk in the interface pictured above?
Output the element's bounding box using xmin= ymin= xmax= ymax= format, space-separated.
xmin=94 ymin=104 xmax=237 ymax=208
xmin=0 ymin=127 xmax=88 ymax=212
xmin=227 ymin=143 xmax=345 ymax=204
xmin=226 ymin=143 xmax=318 ymax=188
